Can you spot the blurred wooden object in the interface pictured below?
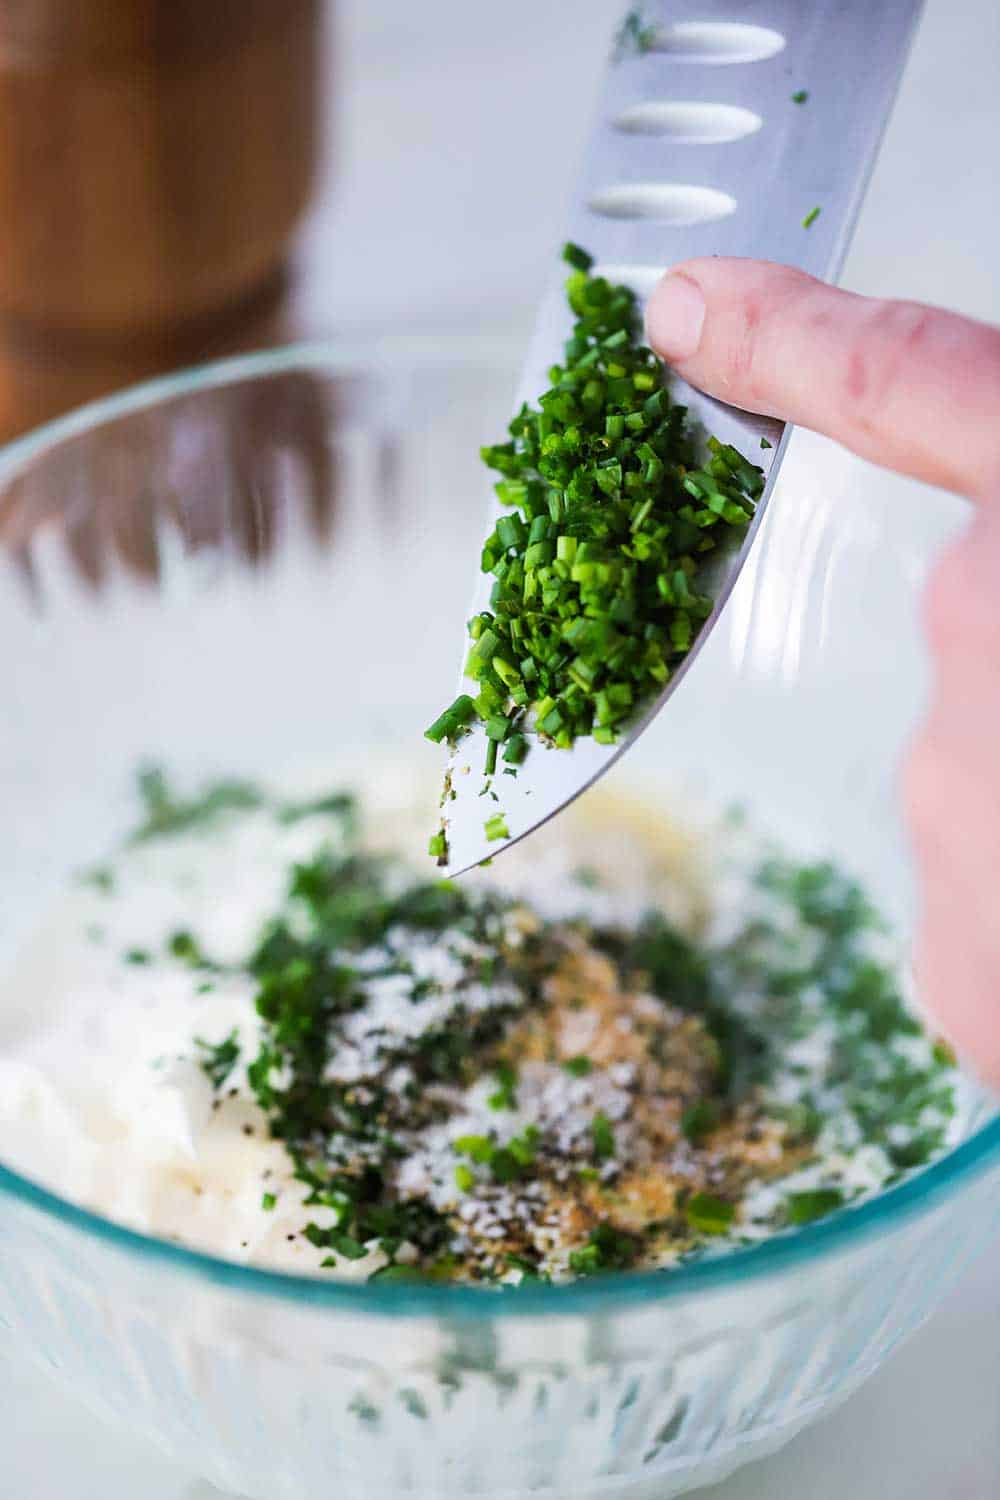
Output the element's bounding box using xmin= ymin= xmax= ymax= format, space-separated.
xmin=0 ymin=0 xmax=322 ymax=438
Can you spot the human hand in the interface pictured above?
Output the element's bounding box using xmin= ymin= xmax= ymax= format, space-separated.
xmin=646 ymin=259 xmax=1000 ymax=1086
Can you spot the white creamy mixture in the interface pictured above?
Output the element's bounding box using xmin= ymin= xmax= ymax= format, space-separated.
xmin=0 ymin=769 xmax=959 ymax=1280
xmin=0 ymin=776 xmax=706 ymax=1276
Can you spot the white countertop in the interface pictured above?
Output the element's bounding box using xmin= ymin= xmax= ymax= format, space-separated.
xmin=2 ymin=1 xmax=998 ymax=1495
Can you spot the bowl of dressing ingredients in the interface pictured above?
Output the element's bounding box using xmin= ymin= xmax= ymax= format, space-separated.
xmin=1 ymin=338 xmax=998 ymax=1500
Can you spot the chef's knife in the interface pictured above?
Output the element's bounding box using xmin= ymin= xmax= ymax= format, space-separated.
xmin=437 ymin=0 xmax=924 ymax=875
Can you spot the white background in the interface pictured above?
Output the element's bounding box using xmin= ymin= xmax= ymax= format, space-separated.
xmin=2 ymin=0 xmax=998 ymax=1495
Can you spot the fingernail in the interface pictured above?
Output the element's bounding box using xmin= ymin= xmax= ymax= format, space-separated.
xmin=645 ymin=272 xmax=706 ymax=362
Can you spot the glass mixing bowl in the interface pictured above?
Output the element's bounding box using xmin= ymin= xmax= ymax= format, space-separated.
xmin=1 ymin=342 xmax=998 ymax=1500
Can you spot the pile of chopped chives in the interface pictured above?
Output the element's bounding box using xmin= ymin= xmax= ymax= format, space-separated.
xmin=426 ymin=243 xmax=763 ymax=777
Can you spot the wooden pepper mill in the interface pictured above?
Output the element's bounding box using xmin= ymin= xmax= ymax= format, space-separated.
xmin=0 ymin=0 xmax=323 ymax=436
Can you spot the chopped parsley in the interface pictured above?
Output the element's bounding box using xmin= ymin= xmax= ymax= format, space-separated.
xmin=196 ymin=1029 xmax=241 ymax=1089
xmin=167 ymin=929 xmax=212 ymax=968
xmin=277 ymin=791 xmax=357 ymax=830
xmin=129 ymin=767 xmax=357 ymax=847
xmin=454 ymin=1126 xmax=540 ymax=1185
xmin=111 ymin=776 xmax=957 ymax=1284
xmin=569 ymin=1222 xmax=641 ymax=1274
xmin=131 ymin=765 xmax=263 ymax=843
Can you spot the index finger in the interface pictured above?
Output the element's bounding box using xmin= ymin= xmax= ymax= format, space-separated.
xmin=645 ymin=258 xmax=1000 ymax=501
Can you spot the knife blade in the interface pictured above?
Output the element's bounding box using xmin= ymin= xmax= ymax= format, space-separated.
xmin=437 ymin=0 xmax=924 ymax=876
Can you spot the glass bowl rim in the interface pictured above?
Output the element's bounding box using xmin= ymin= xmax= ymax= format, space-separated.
xmin=2 ymin=338 xmax=998 ymax=1320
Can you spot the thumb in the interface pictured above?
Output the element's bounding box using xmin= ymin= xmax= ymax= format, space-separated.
xmin=645 ymin=258 xmax=1000 ymax=501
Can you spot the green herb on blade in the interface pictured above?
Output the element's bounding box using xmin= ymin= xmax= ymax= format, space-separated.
xmin=425 ymin=244 xmax=762 ymax=846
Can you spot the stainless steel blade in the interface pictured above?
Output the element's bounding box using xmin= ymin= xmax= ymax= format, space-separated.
xmin=437 ymin=0 xmax=924 ymax=875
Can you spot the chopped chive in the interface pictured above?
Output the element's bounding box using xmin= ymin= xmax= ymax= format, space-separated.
xmin=591 ymin=1111 xmax=615 ymax=1161
xmin=680 ymin=1099 xmax=721 ymax=1144
xmin=168 ymin=929 xmax=206 ymax=966
xmin=426 ymin=245 xmax=763 ymax=858
xmin=613 ymin=9 xmax=658 ymax=61
xmin=503 ymin=732 xmax=527 ymax=764
xmin=319 ymin=1234 xmax=366 ymax=1263
xmin=484 ymin=813 xmax=509 ymax=842
xmin=261 ymin=1192 xmax=277 ymax=1212
xmin=568 ymin=1222 xmax=639 ymax=1274
xmin=802 ymin=205 xmax=822 ymax=229
xmin=424 ymin=694 xmax=477 ymax=744
xmin=786 ymin=1188 xmax=844 ymax=1225
xmin=791 ymin=89 xmax=809 ymax=104
xmin=488 ymin=1061 xmax=518 ymax=1110
xmin=562 ymin=241 xmax=594 ymax=271
xmin=932 ymin=1037 xmax=957 ymax=1067
xmin=684 ymin=1191 xmax=735 ymax=1235
xmin=485 ymin=714 xmax=512 ymax=742
xmin=563 ymin=1055 xmax=592 ymax=1077
xmin=453 ymin=1134 xmax=493 ymax=1163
